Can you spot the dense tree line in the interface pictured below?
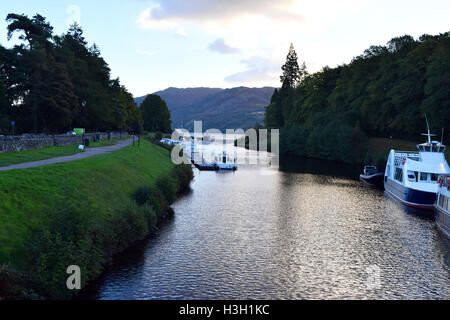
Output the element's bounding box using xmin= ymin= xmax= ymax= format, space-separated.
xmin=0 ymin=14 xmax=143 ymax=134
xmin=140 ymin=94 xmax=172 ymax=133
xmin=265 ymin=33 xmax=450 ymax=163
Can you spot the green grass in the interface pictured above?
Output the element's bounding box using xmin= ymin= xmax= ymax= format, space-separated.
xmin=0 ymin=139 xmax=119 ymax=167
xmin=0 ymin=139 xmax=174 ymax=269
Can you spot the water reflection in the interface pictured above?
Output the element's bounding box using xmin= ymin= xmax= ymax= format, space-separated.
xmin=83 ymin=149 xmax=449 ymax=300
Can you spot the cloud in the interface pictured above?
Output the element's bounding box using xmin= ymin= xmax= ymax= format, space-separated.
xmin=137 ymin=0 xmax=302 ymax=30
xmin=176 ymin=28 xmax=187 ymax=37
xmin=207 ymin=38 xmax=239 ymax=54
xmin=225 ymin=56 xmax=281 ymax=84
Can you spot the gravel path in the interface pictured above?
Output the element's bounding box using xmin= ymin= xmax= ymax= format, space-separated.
xmin=0 ymin=138 xmax=133 ymax=171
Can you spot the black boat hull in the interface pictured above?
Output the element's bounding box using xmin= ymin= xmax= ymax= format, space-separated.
xmin=360 ymin=173 xmax=384 ymax=186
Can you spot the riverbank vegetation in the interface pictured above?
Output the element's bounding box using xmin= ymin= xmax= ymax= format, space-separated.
xmin=265 ymin=33 xmax=450 ymax=164
xmin=0 ymin=14 xmax=143 ymax=134
xmin=0 ymin=140 xmax=193 ymax=299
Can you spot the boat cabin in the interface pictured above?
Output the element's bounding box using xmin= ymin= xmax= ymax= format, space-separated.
xmin=417 ymin=141 xmax=447 ymax=153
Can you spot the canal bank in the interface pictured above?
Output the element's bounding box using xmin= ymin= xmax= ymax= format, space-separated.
xmin=0 ymin=140 xmax=193 ymax=299
xmin=84 ymin=146 xmax=449 ymax=300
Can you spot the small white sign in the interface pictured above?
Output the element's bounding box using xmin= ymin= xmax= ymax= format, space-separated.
xmin=78 ymin=145 xmax=85 ymax=151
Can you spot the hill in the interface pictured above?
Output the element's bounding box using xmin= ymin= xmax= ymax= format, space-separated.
xmin=135 ymin=87 xmax=275 ymax=131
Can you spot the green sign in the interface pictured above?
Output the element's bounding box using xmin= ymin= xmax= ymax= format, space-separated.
xmin=74 ymin=128 xmax=85 ymax=135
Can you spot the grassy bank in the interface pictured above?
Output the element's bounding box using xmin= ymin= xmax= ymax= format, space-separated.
xmin=0 ymin=139 xmax=193 ymax=299
xmin=0 ymin=139 xmax=121 ymax=167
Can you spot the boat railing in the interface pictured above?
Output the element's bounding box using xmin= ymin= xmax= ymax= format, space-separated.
xmin=394 ymin=151 xmax=420 ymax=165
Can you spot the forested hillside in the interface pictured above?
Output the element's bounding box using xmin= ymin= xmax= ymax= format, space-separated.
xmin=266 ymin=33 xmax=450 ymax=163
xmin=0 ymin=14 xmax=143 ymax=135
xmin=136 ymin=87 xmax=274 ymax=131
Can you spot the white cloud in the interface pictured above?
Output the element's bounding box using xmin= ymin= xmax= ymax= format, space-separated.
xmin=176 ymin=28 xmax=187 ymax=37
xmin=207 ymin=38 xmax=239 ymax=54
xmin=137 ymin=0 xmax=301 ymax=27
xmin=225 ymin=56 xmax=281 ymax=85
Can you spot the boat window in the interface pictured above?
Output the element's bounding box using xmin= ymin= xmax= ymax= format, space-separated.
xmin=420 ymin=172 xmax=428 ymax=181
xmin=408 ymin=174 xmax=415 ymax=181
xmin=394 ymin=168 xmax=403 ymax=182
xmin=414 ymin=171 xmax=419 ymax=182
xmin=430 ymin=174 xmax=438 ymax=182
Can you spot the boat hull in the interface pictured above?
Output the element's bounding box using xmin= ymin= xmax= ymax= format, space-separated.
xmin=360 ymin=173 xmax=384 ymax=186
xmin=435 ymin=204 xmax=450 ymax=239
xmin=384 ymin=177 xmax=436 ymax=210
xmin=192 ymin=161 xmax=217 ymax=171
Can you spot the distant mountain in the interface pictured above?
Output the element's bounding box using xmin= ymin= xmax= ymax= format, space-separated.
xmin=135 ymin=87 xmax=275 ymax=131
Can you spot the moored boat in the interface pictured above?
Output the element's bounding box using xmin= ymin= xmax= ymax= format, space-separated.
xmin=214 ymin=151 xmax=238 ymax=171
xmin=384 ymin=123 xmax=450 ymax=210
xmin=435 ymin=176 xmax=450 ymax=238
xmin=360 ymin=165 xmax=384 ymax=186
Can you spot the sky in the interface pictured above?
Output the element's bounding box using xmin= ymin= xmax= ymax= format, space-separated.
xmin=0 ymin=0 xmax=449 ymax=97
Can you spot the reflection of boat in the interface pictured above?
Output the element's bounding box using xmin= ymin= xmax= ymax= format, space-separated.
xmin=435 ymin=176 xmax=450 ymax=238
xmin=384 ymin=121 xmax=450 ymax=211
xmin=214 ymin=151 xmax=238 ymax=171
xmin=360 ymin=166 xmax=384 ymax=186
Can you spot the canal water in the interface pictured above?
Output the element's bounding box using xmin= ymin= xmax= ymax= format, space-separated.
xmin=85 ymin=146 xmax=449 ymax=300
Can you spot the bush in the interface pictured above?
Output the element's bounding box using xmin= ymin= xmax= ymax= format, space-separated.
xmin=133 ymin=186 xmax=153 ymax=206
xmin=156 ymin=175 xmax=178 ymax=205
xmin=27 ymin=201 xmax=158 ymax=299
xmin=173 ymin=164 xmax=194 ymax=195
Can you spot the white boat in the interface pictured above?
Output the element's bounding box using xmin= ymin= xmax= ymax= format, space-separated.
xmin=384 ymin=122 xmax=450 ymax=211
xmin=214 ymin=151 xmax=237 ymax=171
xmin=435 ymin=176 xmax=450 ymax=238
xmin=160 ymin=138 xmax=181 ymax=146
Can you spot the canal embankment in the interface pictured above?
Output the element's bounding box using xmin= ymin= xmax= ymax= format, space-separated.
xmin=0 ymin=139 xmax=193 ymax=299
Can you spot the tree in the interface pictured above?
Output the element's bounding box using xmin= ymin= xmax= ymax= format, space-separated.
xmin=0 ymin=59 xmax=9 ymax=134
xmin=140 ymin=94 xmax=172 ymax=133
xmin=280 ymin=43 xmax=306 ymax=89
xmin=6 ymin=14 xmax=53 ymax=50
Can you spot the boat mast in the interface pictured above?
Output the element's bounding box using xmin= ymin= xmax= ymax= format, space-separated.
xmin=425 ymin=115 xmax=431 ymax=144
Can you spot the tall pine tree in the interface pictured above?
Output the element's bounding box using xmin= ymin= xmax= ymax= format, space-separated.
xmin=281 ymin=44 xmax=302 ymax=89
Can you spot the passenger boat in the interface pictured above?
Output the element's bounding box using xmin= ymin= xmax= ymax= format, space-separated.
xmin=435 ymin=176 xmax=450 ymax=238
xmin=384 ymin=124 xmax=450 ymax=210
xmin=360 ymin=165 xmax=384 ymax=186
xmin=214 ymin=151 xmax=238 ymax=171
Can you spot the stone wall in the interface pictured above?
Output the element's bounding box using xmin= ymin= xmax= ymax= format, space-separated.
xmin=0 ymin=131 xmax=129 ymax=153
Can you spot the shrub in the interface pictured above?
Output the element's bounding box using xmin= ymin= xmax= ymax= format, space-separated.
xmin=173 ymin=164 xmax=194 ymax=195
xmin=155 ymin=132 xmax=163 ymax=141
xmin=156 ymin=175 xmax=178 ymax=205
xmin=133 ymin=186 xmax=153 ymax=206
xmin=27 ymin=201 xmax=157 ymax=299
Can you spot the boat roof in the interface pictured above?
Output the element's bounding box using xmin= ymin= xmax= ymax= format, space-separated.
xmin=405 ymin=154 xmax=450 ymax=174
